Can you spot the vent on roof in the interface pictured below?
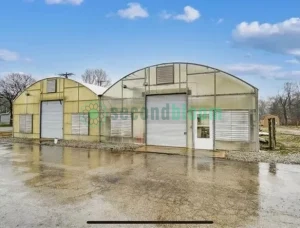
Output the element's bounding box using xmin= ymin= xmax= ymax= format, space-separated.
xmin=156 ymin=65 xmax=174 ymax=85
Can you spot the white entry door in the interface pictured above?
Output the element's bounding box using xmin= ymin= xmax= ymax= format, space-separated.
xmin=193 ymin=111 xmax=214 ymax=150
xmin=41 ymin=101 xmax=63 ymax=139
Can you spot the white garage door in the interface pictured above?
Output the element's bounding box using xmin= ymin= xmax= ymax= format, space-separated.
xmin=146 ymin=94 xmax=186 ymax=147
xmin=41 ymin=101 xmax=63 ymax=139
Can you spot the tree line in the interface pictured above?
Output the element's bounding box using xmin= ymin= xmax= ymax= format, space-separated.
xmin=0 ymin=69 xmax=111 ymax=125
xmin=259 ymin=82 xmax=300 ymax=126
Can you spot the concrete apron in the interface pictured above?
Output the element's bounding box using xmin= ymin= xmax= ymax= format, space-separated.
xmin=135 ymin=145 xmax=226 ymax=158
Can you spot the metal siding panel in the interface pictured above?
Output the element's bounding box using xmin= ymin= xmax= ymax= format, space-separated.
xmin=215 ymin=111 xmax=249 ymax=141
xmin=25 ymin=115 xmax=32 ymax=133
xmin=110 ymin=113 xmax=132 ymax=137
xmin=19 ymin=115 xmax=26 ymax=133
xmin=146 ymin=94 xmax=186 ymax=147
xmin=41 ymin=101 xmax=63 ymax=138
xmin=79 ymin=114 xmax=89 ymax=135
xmin=19 ymin=114 xmax=32 ymax=133
xmin=71 ymin=114 xmax=80 ymax=135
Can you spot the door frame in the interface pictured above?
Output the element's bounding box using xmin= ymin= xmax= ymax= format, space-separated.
xmin=193 ymin=110 xmax=214 ymax=150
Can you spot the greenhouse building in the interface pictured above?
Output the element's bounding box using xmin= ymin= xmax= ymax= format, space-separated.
xmin=13 ymin=62 xmax=259 ymax=152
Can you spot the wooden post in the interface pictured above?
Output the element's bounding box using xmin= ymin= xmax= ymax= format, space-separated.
xmin=268 ymin=118 xmax=276 ymax=149
xmin=272 ymin=118 xmax=276 ymax=147
xmin=268 ymin=118 xmax=272 ymax=149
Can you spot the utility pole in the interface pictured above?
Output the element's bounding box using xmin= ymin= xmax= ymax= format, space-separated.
xmin=58 ymin=72 xmax=74 ymax=79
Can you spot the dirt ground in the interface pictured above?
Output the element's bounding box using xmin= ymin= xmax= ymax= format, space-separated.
xmin=1 ymin=142 xmax=300 ymax=228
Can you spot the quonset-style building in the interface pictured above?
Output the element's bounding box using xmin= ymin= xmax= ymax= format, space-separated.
xmin=13 ymin=77 xmax=106 ymax=141
xmin=13 ymin=62 xmax=259 ymax=151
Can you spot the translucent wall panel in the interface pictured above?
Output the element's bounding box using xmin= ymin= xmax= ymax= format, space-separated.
xmin=215 ymin=141 xmax=257 ymax=151
xmin=101 ymin=98 xmax=122 ymax=113
xmin=79 ymin=86 xmax=98 ymax=101
xmin=148 ymin=83 xmax=181 ymax=95
xmin=188 ymin=73 xmax=214 ymax=95
xmin=64 ymin=87 xmax=79 ymax=101
xmin=64 ymin=101 xmax=79 ymax=113
xmin=122 ymin=79 xmax=145 ymax=98
xmin=180 ymin=64 xmax=187 ymax=83
xmin=216 ymin=72 xmax=255 ymax=95
xmin=100 ymin=115 xmax=111 ymax=138
xmin=125 ymin=69 xmax=145 ymax=80
xmin=26 ymin=90 xmax=41 ymax=104
xmin=187 ymin=64 xmax=216 ymax=75
xmin=174 ymin=64 xmax=180 ymax=84
xmin=149 ymin=66 xmax=157 ymax=85
xmin=188 ymin=96 xmax=214 ymax=109
xmin=133 ymin=116 xmax=145 ymax=143
xmin=102 ymin=80 xmax=122 ymax=98
xmin=216 ymin=95 xmax=255 ymax=110
xmin=27 ymin=82 xmax=40 ymax=91
xmin=13 ymin=104 xmax=39 ymax=115
xmin=123 ymin=98 xmax=145 ymax=111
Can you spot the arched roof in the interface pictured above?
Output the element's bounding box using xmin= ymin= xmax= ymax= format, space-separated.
xmin=102 ymin=62 xmax=257 ymax=96
xmin=14 ymin=77 xmax=107 ymax=102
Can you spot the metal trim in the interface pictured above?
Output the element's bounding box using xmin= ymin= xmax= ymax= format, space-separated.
xmin=213 ymin=72 xmax=216 ymax=150
xmin=190 ymin=92 xmax=256 ymax=97
xmin=187 ymin=70 xmax=219 ymax=76
xmin=123 ymin=77 xmax=145 ymax=81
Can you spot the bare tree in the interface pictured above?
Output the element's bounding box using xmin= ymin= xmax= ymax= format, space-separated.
xmin=0 ymin=73 xmax=36 ymax=125
xmin=81 ymin=69 xmax=111 ymax=87
xmin=258 ymin=99 xmax=268 ymax=119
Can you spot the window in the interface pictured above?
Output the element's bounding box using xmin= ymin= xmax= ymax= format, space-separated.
xmin=215 ymin=111 xmax=250 ymax=141
xmin=71 ymin=113 xmax=89 ymax=135
xmin=19 ymin=114 xmax=32 ymax=133
xmin=197 ymin=114 xmax=210 ymax=138
xmin=110 ymin=113 xmax=132 ymax=137
xmin=47 ymin=79 xmax=56 ymax=93
xmin=156 ymin=65 xmax=174 ymax=85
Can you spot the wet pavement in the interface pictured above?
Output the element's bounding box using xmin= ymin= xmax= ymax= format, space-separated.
xmin=0 ymin=143 xmax=300 ymax=228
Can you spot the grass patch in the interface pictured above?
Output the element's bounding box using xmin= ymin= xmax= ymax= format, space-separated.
xmin=0 ymin=123 xmax=11 ymax=127
xmin=260 ymin=133 xmax=300 ymax=154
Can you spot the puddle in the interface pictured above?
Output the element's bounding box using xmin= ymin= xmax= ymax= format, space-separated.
xmin=0 ymin=143 xmax=300 ymax=227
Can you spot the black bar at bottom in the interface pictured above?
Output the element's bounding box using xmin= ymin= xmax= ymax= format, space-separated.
xmin=87 ymin=221 xmax=213 ymax=224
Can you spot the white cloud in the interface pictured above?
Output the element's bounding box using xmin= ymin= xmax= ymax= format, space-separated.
xmin=45 ymin=0 xmax=84 ymax=5
xmin=117 ymin=3 xmax=149 ymax=20
xmin=226 ymin=63 xmax=281 ymax=74
xmin=0 ymin=49 xmax=19 ymax=62
xmin=285 ymin=59 xmax=300 ymax=64
xmin=160 ymin=10 xmax=172 ymax=20
xmin=225 ymin=63 xmax=300 ymax=80
xmin=232 ymin=18 xmax=300 ymax=59
xmin=174 ymin=6 xmax=200 ymax=23
xmin=217 ymin=18 xmax=224 ymax=24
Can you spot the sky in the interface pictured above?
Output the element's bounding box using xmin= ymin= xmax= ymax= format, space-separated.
xmin=1 ymin=0 xmax=300 ymax=99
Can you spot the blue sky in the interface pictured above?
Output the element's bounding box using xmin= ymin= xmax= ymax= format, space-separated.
xmin=1 ymin=0 xmax=300 ymax=98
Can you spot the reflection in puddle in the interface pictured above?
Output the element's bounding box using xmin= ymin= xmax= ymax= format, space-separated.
xmin=1 ymin=143 xmax=300 ymax=227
